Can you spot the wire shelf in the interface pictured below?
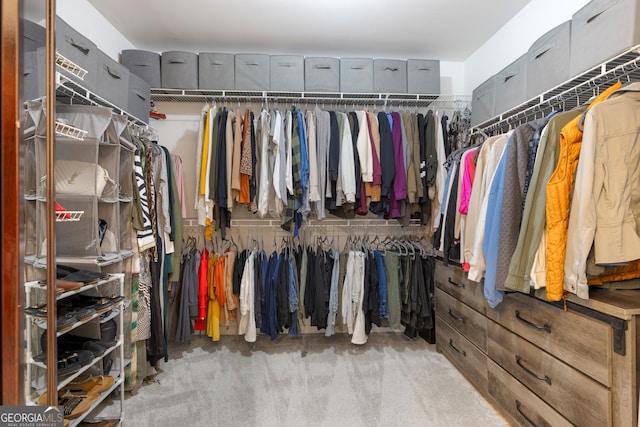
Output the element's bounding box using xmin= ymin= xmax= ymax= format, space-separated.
xmin=55 ymin=210 xmax=84 ymax=222
xmin=474 ymin=45 xmax=640 ymax=133
xmin=55 ymin=51 xmax=87 ymax=81
xmin=54 ymin=120 xmax=87 ymax=140
xmin=151 ymin=88 xmax=471 ymax=110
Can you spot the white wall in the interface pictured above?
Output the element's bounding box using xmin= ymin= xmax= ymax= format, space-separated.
xmin=440 ymin=61 xmax=465 ymax=95
xmin=56 ymin=0 xmax=135 ymax=60
xmin=464 ymin=0 xmax=592 ymax=94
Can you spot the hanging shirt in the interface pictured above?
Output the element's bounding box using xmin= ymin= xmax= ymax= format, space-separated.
xmin=337 ymin=112 xmax=356 ymax=205
xmin=306 ymin=110 xmax=320 ymax=203
xmin=314 ymin=108 xmax=330 ymax=219
xmin=256 ymin=110 xmax=271 ymax=218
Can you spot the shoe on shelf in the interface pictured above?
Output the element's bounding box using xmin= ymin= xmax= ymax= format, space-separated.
xmin=67 ymin=375 xmax=115 ymax=393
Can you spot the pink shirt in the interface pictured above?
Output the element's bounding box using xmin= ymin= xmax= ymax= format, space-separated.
xmin=459 ymin=148 xmax=478 ymax=215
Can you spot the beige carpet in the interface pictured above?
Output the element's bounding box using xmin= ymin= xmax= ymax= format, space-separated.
xmin=108 ymin=332 xmax=508 ymax=427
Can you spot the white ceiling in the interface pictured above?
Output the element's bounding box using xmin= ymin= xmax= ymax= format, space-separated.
xmin=81 ymin=0 xmax=532 ymax=62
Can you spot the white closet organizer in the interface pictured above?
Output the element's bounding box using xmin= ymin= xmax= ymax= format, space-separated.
xmin=24 ymin=273 xmax=126 ymax=427
xmin=474 ymin=44 xmax=640 ymax=133
xmin=151 ymin=88 xmax=470 ymax=110
xmin=23 ymin=50 xmax=151 ymax=424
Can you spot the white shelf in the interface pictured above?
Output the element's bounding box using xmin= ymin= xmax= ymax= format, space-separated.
xmin=151 ymin=88 xmax=471 ymax=109
xmin=56 ymin=210 xmax=84 ymax=222
xmin=474 ymin=45 xmax=640 ymax=133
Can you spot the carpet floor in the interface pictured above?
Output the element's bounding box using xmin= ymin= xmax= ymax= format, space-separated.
xmin=108 ymin=332 xmax=508 ymax=427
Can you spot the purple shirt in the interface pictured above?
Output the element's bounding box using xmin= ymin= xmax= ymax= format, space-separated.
xmin=388 ymin=112 xmax=407 ymax=218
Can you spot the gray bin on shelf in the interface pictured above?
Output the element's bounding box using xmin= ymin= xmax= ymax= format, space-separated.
xmin=407 ymin=59 xmax=440 ymax=94
xmin=235 ymin=54 xmax=270 ymax=91
xmin=199 ymin=52 xmax=235 ymax=90
xmin=24 ymin=19 xmax=45 ymax=53
xmin=121 ymin=49 xmax=161 ymax=88
xmin=270 ymin=55 xmax=304 ymax=91
xmin=527 ymin=21 xmax=571 ymax=98
xmin=95 ymin=50 xmax=130 ymax=110
xmin=305 ymin=57 xmax=340 ymax=92
xmin=374 ymin=59 xmax=408 ymax=93
xmin=494 ymin=54 xmax=527 ymax=115
xmin=340 ymin=58 xmax=373 ymax=93
xmin=471 ymin=76 xmax=496 ymax=127
xmin=127 ymin=72 xmax=151 ymax=124
xmin=570 ymin=0 xmax=640 ymax=76
xmin=55 ymin=17 xmax=98 ymax=91
xmin=161 ymin=51 xmax=198 ymax=89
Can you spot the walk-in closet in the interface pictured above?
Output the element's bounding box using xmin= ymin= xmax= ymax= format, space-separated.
xmin=3 ymin=0 xmax=640 ymax=426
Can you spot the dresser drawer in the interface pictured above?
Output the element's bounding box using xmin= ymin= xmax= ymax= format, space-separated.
xmin=435 ymin=262 xmax=486 ymax=314
xmin=435 ymin=287 xmax=488 ymax=351
xmin=487 ymin=292 xmax=611 ymax=386
xmin=488 ymin=321 xmax=610 ymax=426
xmin=436 ymin=316 xmax=488 ymax=393
xmin=488 ymin=359 xmax=573 ymax=427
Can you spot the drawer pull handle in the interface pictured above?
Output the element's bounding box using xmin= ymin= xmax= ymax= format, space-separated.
xmin=515 ymin=310 xmax=551 ymax=333
xmin=448 ymin=309 xmax=465 ymax=323
xmin=449 ymin=339 xmax=466 ymax=357
xmin=516 ymin=355 xmax=552 ymax=385
xmin=448 ymin=278 xmax=465 ymax=289
xmin=516 ymin=400 xmax=538 ymax=427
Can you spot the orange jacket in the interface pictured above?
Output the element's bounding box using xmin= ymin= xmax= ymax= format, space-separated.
xmin=544 ymin=82 xmax=621 ymax=301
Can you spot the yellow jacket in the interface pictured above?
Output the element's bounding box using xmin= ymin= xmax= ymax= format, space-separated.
xmin=544 ymin=82 xmax=621 ymax=301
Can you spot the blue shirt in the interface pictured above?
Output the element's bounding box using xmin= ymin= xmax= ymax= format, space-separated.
xmin=483 ymin=138 xmax=510 ymax=309
xmin=287 ymin=255 xmax=300 ymax=336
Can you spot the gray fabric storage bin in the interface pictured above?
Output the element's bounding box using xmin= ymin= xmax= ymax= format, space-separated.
xmin=407 ymin=59 xmax=440 ymax=94
xmin=95 ymin=50 xmax=130 ymax=109
xmin=527 ymin=21 xmax=571 ymax=98
xmin=199 ymin=53 xmax=234 ymax=90
xmin=270 ymin=55 xmax=304 ymax=91
xmin=127 ymin=72 xmax=150 ymax=124
xmin=570 ymin=0 xmax=640 ymax=76
xmin=121 ymin=49 xmax=161 ymax=88
xmin=374 ymin=59 xmax=408 ymax=93
xmin=340 ymin=58 xmax=373 ymax=93
xmin=24 ymin=51 xmax=42 ymax=102
xmin=471 ymin=76 xmax=496 ymax=127
xmin=235 ymin=54 xmax=269 ymax=91
xmin=305 ymin=57 xmax=340 ymax=92
xmin=494 ymin=55 xmax=527 ymax=114
xmin=161 ymin=51 xmax=198 ymax=89
xmin=24 ymin=20 xmax=45 ymax=53
xmin=55 ymin=17 xmax=98 ymax=91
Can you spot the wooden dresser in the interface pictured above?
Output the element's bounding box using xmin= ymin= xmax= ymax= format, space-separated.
xmin=435 ymin=260 xmax=640 ymax=426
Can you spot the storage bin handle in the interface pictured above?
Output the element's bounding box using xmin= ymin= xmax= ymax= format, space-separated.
xmin=65 ymin=36 xmax=90 ymax=55
xmin=314 ymin=64 xmax=332 ymax=70
xmin=24 ymin=67 xmax=34 ymax=76
xmin=246 ymin=62 xmax=260 ymax=66
xmin=503 ymin=72 xmax=519 ymax=83
xmin=534 ymin=39 xmax=557 ymax=60
xmin=211 ymin=61 xmax=225 ymax=66
xmin=384 ymin=67 xmax=399 ymax=72
xmin=133 ymin=63 xmax=150 ymax=67
xmin=278 ymin=63 xmax=295 ymax=68
xmin=417 ymin=67 xmax=432 ymax=71
xmin=169 ymin=59 xmax=186 ymax=64
xmin=105 ymin=65 xmax=122 ymax=80
xmin=447 ymin=277 xmax=465 ymax=288
xmin=587 ymin=0 xmax=617 ymax=24
xmin=135 ymin=90 xmax=147 ymax=101
xmin=515 ymin=400 xmax=538 ymax=427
